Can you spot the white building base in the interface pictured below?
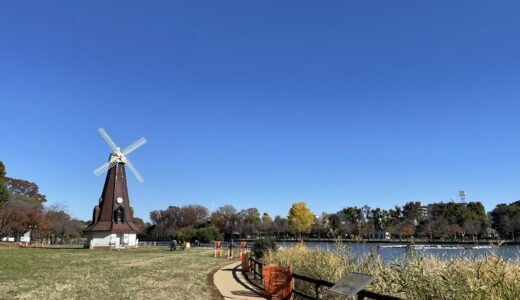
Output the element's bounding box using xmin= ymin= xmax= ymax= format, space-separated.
xmin=87 ymin=232 xmax=138 ymax=249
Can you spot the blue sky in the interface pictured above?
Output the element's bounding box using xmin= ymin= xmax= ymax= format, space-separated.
xmin=1 ymin=1 xmax=519 ymax=221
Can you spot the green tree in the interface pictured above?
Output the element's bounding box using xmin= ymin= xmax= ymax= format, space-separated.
xmin=288 ymin=202 xmax=313 ymax=238
xmin=490 ymin=201 xmax=520 ymax=239
xmin=340 ymin=206 xmax=362 ymax=223
xmin=5 ymin=177 xmax=46 ymax=204
xmin=402 ymin=201 xmax=422 ymax=223
xmin=0 ymin=161 xmax=9 ymax=208
xmin=327 ymin=214 xmax=341 ymax=232
xmin=238 ymin=208 xmax=261 ymax=237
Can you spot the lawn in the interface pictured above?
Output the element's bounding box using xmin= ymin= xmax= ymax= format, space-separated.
xmin=0 ymin=245 xmax=231 ymax=300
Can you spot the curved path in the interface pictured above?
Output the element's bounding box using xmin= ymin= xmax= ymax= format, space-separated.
xmin=213 ymin=261 xmax=266 ymax=300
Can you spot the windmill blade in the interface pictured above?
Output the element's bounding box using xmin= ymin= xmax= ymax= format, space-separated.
xmin=98 ymin=128 xmax=118 ymax=150
xmin=122 ymin=137 xmax=147 ymax=156
xmin=125 ymin=159 xmax=144 ymax=183
xmin=94 ymin=160 xmax=118 ymax=176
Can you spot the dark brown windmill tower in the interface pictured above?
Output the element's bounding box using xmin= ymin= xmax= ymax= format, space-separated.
xmin=85 ymin=128 xmax=146 ymax=249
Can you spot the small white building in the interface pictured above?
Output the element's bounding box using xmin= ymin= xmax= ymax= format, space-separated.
xmin=369 ymin=230 xmax=391 ymax=240
xmin=86 ymin=232 xmax=138 ymax=249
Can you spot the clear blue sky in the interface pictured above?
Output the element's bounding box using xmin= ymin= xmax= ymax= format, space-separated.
xmin=1 ymin=1 xmax=519 ymax=221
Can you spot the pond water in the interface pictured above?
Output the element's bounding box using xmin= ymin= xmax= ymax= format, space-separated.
xmin=276 ymin=241 xmax=520 ymax=262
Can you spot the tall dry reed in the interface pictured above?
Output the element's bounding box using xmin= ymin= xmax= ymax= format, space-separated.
xmin=263 ymin=242 xmax=520 ymax=300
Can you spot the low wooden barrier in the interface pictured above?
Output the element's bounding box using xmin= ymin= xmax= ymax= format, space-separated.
xmin=244 ymin=256 xmax=401 ymax=300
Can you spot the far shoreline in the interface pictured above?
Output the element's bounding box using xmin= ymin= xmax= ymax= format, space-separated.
xmin=236 ymin=238 xmax=520 ymax=245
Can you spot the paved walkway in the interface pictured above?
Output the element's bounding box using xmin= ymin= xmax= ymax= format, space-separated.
xmin=214 ymin=261 xmax=267 ymax=300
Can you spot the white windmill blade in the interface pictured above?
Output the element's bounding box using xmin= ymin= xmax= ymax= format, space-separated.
xmin=122 ymin=137 xmax=147 ymax=156
xmin=125 ymin=159 xmax=144 ymax=183
xmin=98 ymin=128 xmax=118 ymax=150
xmin=94 ymin=160 xmax=118 ymax=176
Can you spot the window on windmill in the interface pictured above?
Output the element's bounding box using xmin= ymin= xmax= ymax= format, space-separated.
xmin=114 ymin=207 xmax=125 ymax=223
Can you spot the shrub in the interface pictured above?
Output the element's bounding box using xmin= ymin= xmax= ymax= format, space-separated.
xmin=252 ymin=238 xmax=278 ymax=258
xmin=196 ymin=226 xmax=223 ymax=243
xmin=175 ymin=225 xmax=223 ymax=243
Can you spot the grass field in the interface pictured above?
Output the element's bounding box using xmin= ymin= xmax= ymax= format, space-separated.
xmin=0 ymin=244 xmax=231 ymax=300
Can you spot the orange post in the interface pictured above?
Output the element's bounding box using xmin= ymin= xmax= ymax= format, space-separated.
xmin=226 ymin=248 xmax=231 ymax=259
xmin=213 ymin=240 xmax=221 ymax=258
xmin=262 ymin=264 xmax=293 ymax=299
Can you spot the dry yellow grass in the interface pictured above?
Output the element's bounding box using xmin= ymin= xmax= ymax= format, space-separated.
xmin=264 ymin=243 xmax=520 ymax=300
xmin=0 ymin=246 xmax=230 ymax=300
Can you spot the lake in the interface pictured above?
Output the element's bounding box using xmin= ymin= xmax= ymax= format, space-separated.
xmin=277 ymin=241 xmax=520 ymax=262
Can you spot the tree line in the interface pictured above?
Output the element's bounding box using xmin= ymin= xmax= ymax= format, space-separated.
xmin=2 ymin=160 xmax=520 ymax=243
xmin=145 ymin=201 xmax=492 ymax=242
xmin=0 ymin=161 xmax=87 ymax=243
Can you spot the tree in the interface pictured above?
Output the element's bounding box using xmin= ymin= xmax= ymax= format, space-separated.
xmin=273 ymin=215 xmax=288 ymax=238
xmin=288 ymin=202 xmax=313 ymax=238
xmin=340 ymin=206 xmax=362 ymax=224
xmin=45 ymin=205 xmax=74 ymax=244
xmin=327 ymin=214 xmax=341 ymax=232
xmin=0 ymin=198 xmax=46 ymax=241
xmin=261 ymin=213 xmax=273 ymax=237
xmin=490 ymin=201 xmax=520 ymax=239
xmin=149 ymin=204 xmax=210 ymax=240
xmin=402 ymin=202 xmax=422 ymax=223
xmin=210 ymin=205 xmax=241 ymax=238
xmin=175 ymin=225 xmax=222 ymax=243
xmin=463 ymin=220 xmax=481 ymax=240
xmin=462 ymin=202 xmax=489 ymax=236
xmin=5 ymin=177 xmax=47 ymax=204
xmin=133 ymin=217 xmax=151 ymax=240
xmin=0 ymin=161 xmax=9 ymax=208
xmin=262 ymin=212 xmax=273 ymax=224
xmin=310 ymin=213 xmax=328 ymax=238
xmin=338 ymin=206 xmax=364 ymax=238
xmin=388 ymin=206 xmax=403 ymax=226
xmin=178 ymin=205 xmax=208 ymax=228
xmin=150 ymin=206 xmax=181 ymax=239
xmin=238 ymin=208 xmax=261 ymax=238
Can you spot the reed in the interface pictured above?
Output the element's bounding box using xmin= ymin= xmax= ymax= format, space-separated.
xmin=263 ymin=242 xmax=520 ymax=300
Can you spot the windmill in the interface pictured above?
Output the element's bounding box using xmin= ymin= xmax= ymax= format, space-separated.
xmin=85 ymin=128 xmax=146 ymax=249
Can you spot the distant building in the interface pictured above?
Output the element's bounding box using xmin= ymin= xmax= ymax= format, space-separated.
xmin=419 ymin=206 xmax=429 ymax=218
xmin=20 ymin=231 xmax=31 ymax=243
xmin=369 ymin=230 xmax=391 ymax=240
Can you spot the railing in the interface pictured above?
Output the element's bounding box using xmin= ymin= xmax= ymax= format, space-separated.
xmin=244 ymin=256 xmax=401 ymax=300
xmin=249 ymin=256 xmax=264 ymax=290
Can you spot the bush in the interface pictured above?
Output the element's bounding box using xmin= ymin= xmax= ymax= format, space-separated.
xmin=175 ymin=225 xmax=223 ymax=243
xmin=252 ymin=238 xmax=278 ymax=258
xmin=196 ymin=226 xmax=223 ymax=243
